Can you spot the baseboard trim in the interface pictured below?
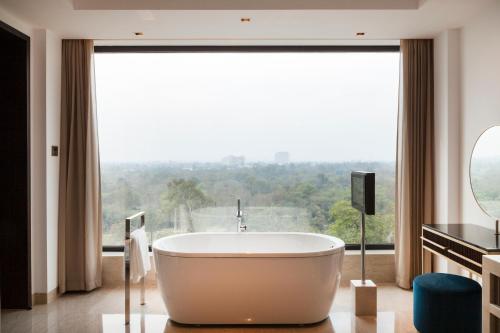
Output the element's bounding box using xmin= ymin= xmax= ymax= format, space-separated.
xmin=32 ymin=288 xmax=58 ymax=305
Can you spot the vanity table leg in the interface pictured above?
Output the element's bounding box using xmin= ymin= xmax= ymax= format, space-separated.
xmin=421 ymin=238 xmax=425 ymax=273
xmin=482 ymin=269 xmax=490 ymax=333
xmin=421 ymin=240 xmax=432 ymax=274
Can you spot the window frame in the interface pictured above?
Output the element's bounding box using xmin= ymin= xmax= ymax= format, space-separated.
xmin=95 ymin=45 xmax=399 ymax=252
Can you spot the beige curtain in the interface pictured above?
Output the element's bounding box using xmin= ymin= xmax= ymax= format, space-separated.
xmin=58 ymin=39 xmax=102 ymax=293
xmin=395 ymin=39 xmax=435 ymax=289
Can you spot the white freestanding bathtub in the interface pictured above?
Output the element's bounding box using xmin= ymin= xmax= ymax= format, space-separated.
xmin=153 ymin=232 xmax=345 ymax=325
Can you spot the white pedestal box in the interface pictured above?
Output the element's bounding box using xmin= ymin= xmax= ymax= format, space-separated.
xmin=351 ymin=279 xmax=377 ymax=316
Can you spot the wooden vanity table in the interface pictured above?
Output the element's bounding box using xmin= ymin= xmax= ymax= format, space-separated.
xmin=421 ymin=224 xmax=500 ymax=275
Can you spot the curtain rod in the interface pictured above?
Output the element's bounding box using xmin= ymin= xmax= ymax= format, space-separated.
xmin=94 ymin=45 xmax=401 ymax=53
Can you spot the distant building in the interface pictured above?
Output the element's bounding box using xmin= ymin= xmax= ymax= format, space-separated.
xmin=221 ymin=155 xmax=245 ymax=167
xmin=274 ymin=152 xmax=290 ymax=164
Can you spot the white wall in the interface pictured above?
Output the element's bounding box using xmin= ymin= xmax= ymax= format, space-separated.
xmin=433 ymin=29 xmax=462 ymax=273
xmin=30 ymin=28 xmax=62 ymax=295
xmin=45 ymin=31 xmax=61 ymax=293
xmin=0 ymin=7 xmax=61 ymax=295
xmin=459 ymin=2 xmax=500 ymax=228
xmin=32 ymin=28 xmax=49 ymax=295
xmin=434 ymin=29 xmax=462 ymax=225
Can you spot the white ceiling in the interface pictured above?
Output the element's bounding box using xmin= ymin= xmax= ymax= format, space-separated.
xmin=73 ymin=0 xmax=420 ymax=10
xmin=0 ymin=0 xmax=495 ymax=41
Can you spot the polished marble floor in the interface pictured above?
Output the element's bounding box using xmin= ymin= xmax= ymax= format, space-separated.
xmin=1 ymin=284 xmax=417 ymax=333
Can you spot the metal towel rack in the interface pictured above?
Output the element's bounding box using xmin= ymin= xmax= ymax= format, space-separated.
xmin=124 ymin=211 xmax=146 ymax=325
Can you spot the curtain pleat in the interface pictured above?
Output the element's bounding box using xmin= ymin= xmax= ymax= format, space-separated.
xmin=58 ymin=39 xmax=102 ymax=293
xmin=395 ymin=39 xmax=435 ymax=289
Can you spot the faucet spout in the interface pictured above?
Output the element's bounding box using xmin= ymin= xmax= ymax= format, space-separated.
xmin=237 ymin=199 xmax=247 ymax=232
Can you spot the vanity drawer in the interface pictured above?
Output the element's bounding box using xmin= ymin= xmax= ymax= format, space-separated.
xmin=422 ymin=229 xmax=450 ymax=248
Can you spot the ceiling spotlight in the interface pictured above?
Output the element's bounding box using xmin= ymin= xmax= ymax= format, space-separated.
xmin=241 ymin=18 xmax=251 ymax=23
xmin=356 ymin=32 xmax=366 ymax=37
xmin=134 ymin=32 xmax=144 ymax=36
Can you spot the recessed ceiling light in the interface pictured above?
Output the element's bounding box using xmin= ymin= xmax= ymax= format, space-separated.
xmin=356 ymin=32 xmax=366 ymax=36
xmin=134 ymin=32 xmax=144 ymax=36
xmin=241 ymin=18 xmax=251 ymax=23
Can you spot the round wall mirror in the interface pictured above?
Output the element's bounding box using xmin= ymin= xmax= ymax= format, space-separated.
xmin=470 ymin=125 xmax=500 ymax=220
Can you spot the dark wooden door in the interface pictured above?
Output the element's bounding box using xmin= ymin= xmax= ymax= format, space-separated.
xmin=0 ymin=20 xmax=31 ymax=309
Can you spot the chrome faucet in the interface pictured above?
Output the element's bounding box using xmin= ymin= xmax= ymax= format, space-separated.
xmin=237 ymin=199 xmax=247 ymax=232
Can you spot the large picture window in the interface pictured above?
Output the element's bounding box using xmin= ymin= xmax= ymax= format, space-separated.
xmin=94 ymin=46 xmax=400 ymax=250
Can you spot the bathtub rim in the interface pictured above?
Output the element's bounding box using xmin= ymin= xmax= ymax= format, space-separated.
xmin=152 ymin=232 xmax=345 ymax=258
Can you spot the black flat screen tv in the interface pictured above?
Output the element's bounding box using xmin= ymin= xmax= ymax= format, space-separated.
xmin=351 ymin=171 xmax=375 ymax=215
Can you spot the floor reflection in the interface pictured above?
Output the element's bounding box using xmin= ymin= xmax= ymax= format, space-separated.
xmin=1 ymin=285 xmax=416 ymax=332
xmin=101 ymin=312 xmax=399 ymax=333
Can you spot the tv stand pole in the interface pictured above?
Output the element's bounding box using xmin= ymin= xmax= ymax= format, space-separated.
xmin=361 ymin=211 xmax=366 ymax=283
xmin=351 ymin=210 xmax=377 ymax=316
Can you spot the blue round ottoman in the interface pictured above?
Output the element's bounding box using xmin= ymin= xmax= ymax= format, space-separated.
xmin=413 ymin=273 xmax=481 ymax=333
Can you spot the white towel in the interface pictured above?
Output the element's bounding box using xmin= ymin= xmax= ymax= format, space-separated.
xmin=130 ymin=226 xmax=151 ymax=283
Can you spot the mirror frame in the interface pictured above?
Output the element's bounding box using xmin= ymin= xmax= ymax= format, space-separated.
xmin=469 ymin=124 xmax=500 ymax=221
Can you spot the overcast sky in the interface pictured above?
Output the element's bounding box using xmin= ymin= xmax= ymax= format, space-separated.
xmin=95 ymin=52 xmax=400 ymax=163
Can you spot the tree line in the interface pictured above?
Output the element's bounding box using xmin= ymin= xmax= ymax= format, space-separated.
xmin=101 ymin=161 xmax=395 ymax=245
